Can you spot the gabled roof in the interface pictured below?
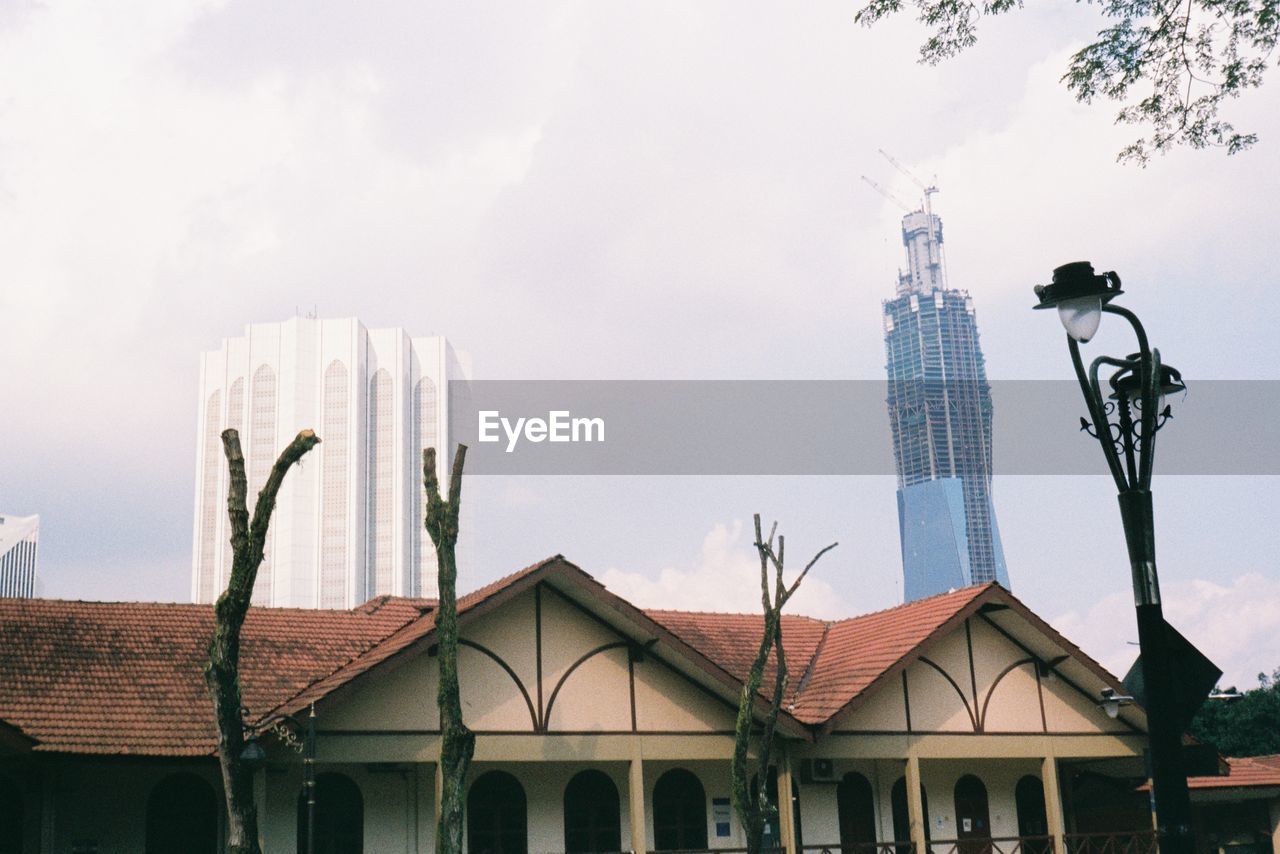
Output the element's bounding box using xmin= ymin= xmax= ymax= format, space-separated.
xmin=0 ymin=559 xmax=1132 ymax=756
xmin=1187 ymin=755 xmax=1280 ymax=790
xmin=0 ymin=597 xmax=429 ymax=755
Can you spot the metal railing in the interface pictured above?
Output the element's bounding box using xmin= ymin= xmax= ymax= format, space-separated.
xmin=801 ymin=843 xmax=916 ymax=854
xmin=1062 ymin=832 xmax=1158 ymax=854
xmin=922 ymin=837 xmax=1056 ymax=854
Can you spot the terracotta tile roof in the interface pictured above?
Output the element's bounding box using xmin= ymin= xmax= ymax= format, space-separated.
xmin=649 ymin=584 xmax=995 ymax=725
xmin=1188 ymin=755 xmax=1280 ymax=789
xmin=642 ymin=611 xmax=829 ymax=707
xmin=0 ymin=562 xmax=1090 ymax=757
xmin=0 ymin=597 xmax=429 ymax=755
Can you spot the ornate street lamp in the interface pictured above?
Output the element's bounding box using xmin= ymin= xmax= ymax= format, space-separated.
xmin=241 ymin=704 xmax=318 ymax=854
xmin=1034 ymin=261 xmax=1193 ymax=854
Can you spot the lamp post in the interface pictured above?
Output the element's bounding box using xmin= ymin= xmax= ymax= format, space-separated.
xmin=1033 ymin=261 xmax=1193 ymax=854
xmin=241 ymin=703 xmax=317 ymax=854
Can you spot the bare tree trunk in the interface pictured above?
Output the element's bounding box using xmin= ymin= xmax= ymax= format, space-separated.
xmin=732 ymin=514 xmax=836 ymax=854
xmin=425 ymin=445 xmax=474 ymax=854
xmin=206 ymin=428 xmax=320 ymax=854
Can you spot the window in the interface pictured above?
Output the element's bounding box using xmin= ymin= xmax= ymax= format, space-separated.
xmin=145 ymin=773 xmax=217 ymax=854
xmin=653 ymin=768 xmax=707 ymax=851
xmin=298 ymin=772 xmax=363 ymax=854
xmin=838 ymin=772 xmax=877 ymax=850
xmin=469 ymin=770 xmax=527 ymax=854
xmin=1015 ymin=775 xmax=1051 ymax=854
xmin=564 ymin=770 xmax=621 ymax=853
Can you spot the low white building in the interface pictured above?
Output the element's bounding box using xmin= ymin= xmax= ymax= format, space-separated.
xmin=0 ymin=556 xmax=1225 ymax=854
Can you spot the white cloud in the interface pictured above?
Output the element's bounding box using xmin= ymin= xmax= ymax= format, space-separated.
xmin=600 ymin=520 xmax=851 ymax=619
xmin=1051 ymin=573 xmax=1280 ymax=690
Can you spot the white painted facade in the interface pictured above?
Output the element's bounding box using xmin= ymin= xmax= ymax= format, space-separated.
xmin=190 ymin=317 xmax=470 ymax=607
xmin=0 ymin=514 xmax=39 ymax=598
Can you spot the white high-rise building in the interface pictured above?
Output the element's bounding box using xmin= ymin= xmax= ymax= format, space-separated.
xmin=191 ymin=317 xmax=470 ymax=608
xmin=0 ymin=514 xmax=39 ymax=598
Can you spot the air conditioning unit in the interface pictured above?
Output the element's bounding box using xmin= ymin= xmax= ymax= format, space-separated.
xmin=800 ymin=758 xmax=836 ymax=784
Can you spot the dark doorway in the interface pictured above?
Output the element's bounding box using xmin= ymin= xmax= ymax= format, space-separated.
xmin=468 ymin=771 xmax=527 ymax=854
xmin=838 ymin=772 xmax=877 ymax=850
xmin=891 ymin=776 xmax=931 ymax=852
xmin=1015 ymin=775 xmax=1051 ymax=854
xmin=564 ymin=770 xmax=622 ymax=853
xmin=653 ymin=768 xmax=707 ymax=851
xmin=299 ymin=772 xmax=363 ymax=854
xmin=145 ymin=773 xmax=218 ymax=854
xmin=750 ymin=770 xmax=803 ymax=852
xmin=0 ymin=775 xmax=23 ymax=854
xmin=954 ymin=775 xmax=991 ymax=854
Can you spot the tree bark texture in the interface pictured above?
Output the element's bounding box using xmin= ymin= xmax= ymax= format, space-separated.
xmin=732 ymin=514 xmax=836 ymax=854
xmin=425 ymin=445 xmax=474 ymax=854
xmin=206 ymin=428 xmax=320 ymax=854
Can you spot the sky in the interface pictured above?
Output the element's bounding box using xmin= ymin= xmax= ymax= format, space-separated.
xmin=2 ymin=1 xmax=1278 ymax=689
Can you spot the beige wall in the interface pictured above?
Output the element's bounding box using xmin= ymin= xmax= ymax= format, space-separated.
xmin=833 ymin=617 xmax=1135 ymax=737
xmin=320 ymin=584 xmax=736 ymax=740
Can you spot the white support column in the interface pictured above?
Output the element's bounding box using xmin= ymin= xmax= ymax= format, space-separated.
xmin=777 ymin=751 xmax=798 ymax=854
xmin=629 ymin=745 xmax=648 ymax=854
xmin=435 ymin=760 xmax=444 ymax=841
xmin=906 ymin=753 xmax=928 ymax=854
xmin=1042 ymin=755 xmax=1067 ymax=854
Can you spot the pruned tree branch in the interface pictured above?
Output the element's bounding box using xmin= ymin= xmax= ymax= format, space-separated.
xmin=732 ymin=513 xmax=838 ymax=854
xmin=206 ymin=428 xmax=320 ymax=854
xmin=426 ymin=445 xmax=474 ymax=854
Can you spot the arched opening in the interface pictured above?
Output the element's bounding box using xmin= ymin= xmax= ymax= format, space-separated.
xmin=653 ymin=768 xmax=707 ymax=851
xmin=298 ymin=772 xmax=363 ymax=854
xmin=145 ymin=773 xmax=218 ymax=854
xmin=954 ymin=774 xmax=991 ymax=854
xmin=1015 ymin=775 xmax=1051 ymax=854
xmin=750 ymin=769 xmax=803 ymax=851
xmin=564 ymin=769 xmax=621 ymax=853
xmin=891 ymin=776 xmax=930 ymax=852
xmin=838 ymin=772 xmax=877 ymax=849
xmin=0 ymin=774 xmax=23 ymax=854
xmin=469 ymin=770 xmax=527 ymax=854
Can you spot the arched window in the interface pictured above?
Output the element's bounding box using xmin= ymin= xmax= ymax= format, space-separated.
xmin=954 ymin=774 xmax=991 ymax=854
xmin=838 ymin=772 xmax=877 ymax=849
xmin=299 ymin=772 xmax=363 ymax=854
xmin=653 ymin=768 xmax=707 ymax=851
xmin=0 ymin=774 xmax=23 ymax=854
xmin=1015 ymin=775 xmax=1051 ymax=854
xmin=145 ymin=773 xmax=218 ymax=854
xmin=564 ymin=770 xmax=621 ymax=853
xmin=891 ymin=776 xmax=930 ymax=851
xmin=469 ymin=770 xmax=527 ymax=854
xmin=750 ymin=769 xmax=803 ymax=851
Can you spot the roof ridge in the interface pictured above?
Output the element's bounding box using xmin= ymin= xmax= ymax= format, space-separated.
xmin=790 ymin=621 xmax=833 ymax=702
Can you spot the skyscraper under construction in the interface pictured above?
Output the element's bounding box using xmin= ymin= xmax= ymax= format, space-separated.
xmin=883 ymin=199 xmax=1010 ymax=601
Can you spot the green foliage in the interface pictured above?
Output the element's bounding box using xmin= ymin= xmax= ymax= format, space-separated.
xmin=854 ymin=0 xmax=1278 ymax=162
xmin=1189 ymin=668 xmax=1280 ymax=757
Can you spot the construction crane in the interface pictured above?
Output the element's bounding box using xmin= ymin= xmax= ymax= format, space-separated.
xmin=875 ymin=149 xmax=949 ymax=292
xmin=860 ymin=175 xmax=914 ymax=212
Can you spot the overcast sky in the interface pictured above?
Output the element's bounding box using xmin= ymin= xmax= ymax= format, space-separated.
xmin=2 ymin=1 xmax=1278 ymax=689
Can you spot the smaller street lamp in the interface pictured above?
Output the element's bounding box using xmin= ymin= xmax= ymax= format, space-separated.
xmin=1098 ymin=688 xmax=1136 ymax=720
xmin=241 ymin=704 xmax=317 ymax=854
